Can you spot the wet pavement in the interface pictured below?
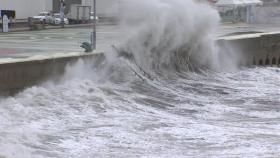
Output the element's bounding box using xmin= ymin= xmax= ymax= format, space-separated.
xmin=0 ymin=23 xmax=280 ymax=61
xmin=0 ymin=25 xmax=119 ymax=60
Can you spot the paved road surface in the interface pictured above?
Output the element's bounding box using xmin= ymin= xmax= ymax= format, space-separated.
xmin=0 ymin=23 xmax=280 ymax=60
xmin=0 ymin=25 xmax=119 ymax=59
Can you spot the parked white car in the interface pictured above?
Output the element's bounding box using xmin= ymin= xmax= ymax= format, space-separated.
xmin=33 ymin=12 xmax=52 ymax=23
xmin=90 ymin=12 xmax=99 ymax=21
xmin=51 ymin=13 xmax=69 ymax=25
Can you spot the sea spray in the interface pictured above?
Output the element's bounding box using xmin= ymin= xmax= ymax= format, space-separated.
xmin=116 ymin=0 xmax=221 ymax=73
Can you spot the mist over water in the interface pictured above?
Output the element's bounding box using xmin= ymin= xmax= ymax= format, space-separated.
xmin=1 ymin=0 xmax=280 ymax=158
xmin=117 ymin=0 xmax=223 ymax=73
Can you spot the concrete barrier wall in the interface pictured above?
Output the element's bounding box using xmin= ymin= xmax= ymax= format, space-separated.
xmin=0 ymin=32 xmax=280 ymax=95
xmin=0 ymin=53 xmax=104 ymax=95
xmin=218 ymin=32 xmax=280 ymax=67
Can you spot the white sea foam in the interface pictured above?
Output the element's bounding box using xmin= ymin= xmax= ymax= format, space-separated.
xmin=0 ymin=65 xmax=280 ymax=158
xmin=117 ymin=0 xmax=223 ymax=72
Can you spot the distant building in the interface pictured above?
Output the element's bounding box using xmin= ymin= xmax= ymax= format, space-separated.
xmin=52 ymin=0 xmax=119 ymax=17
xmin=52 ymin=0 xmax=81 ymax=14
xmin=83 ymin=0 xmax=119 ymax=17
xmin=0 ymin=0 xmax=52 ymax=19
xmin=0 ymin=0 xmax=118 ymax=20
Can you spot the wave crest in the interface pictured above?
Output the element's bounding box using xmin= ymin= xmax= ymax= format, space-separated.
xmin=117 ymin=0 xmax=220 ymax=74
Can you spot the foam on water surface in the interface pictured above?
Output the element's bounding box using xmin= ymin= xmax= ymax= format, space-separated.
xmin=0 ymin=65 xmax=279 ymax=157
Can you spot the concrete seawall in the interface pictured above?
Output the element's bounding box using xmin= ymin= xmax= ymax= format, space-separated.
xmin=0 ymin=52 xmax=104 ymax=95
xmin=218 ymin=32 xmax=280 ymax=67
xmin=0 ymin=32 xmax=280 ymax=95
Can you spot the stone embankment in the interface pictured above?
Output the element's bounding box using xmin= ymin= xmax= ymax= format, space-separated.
xmin=1 ymin=32 xmax=280 ymax=94
xmin=218 ymin=32 xmax=280 ymax=67
xmin=0 ymin=52 xmax=104 ymax=95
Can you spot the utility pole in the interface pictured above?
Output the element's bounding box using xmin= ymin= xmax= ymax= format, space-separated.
xmin=91 ymin=0 xmax=96 ymax=50
xmin=60 ymin=0 xmax=66 ymax=28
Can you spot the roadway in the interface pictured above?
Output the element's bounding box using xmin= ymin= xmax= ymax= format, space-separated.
xmin=0 ymin=25 xmax=119 ymax=60
xmin=0 ymin=23 xmax=280 ymax=60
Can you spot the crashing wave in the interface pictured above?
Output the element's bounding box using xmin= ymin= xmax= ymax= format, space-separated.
xmin=115 ymin=0 xmax=220 ymax=76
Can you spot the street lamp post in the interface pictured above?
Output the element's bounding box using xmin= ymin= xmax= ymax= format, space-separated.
xmin=60 ymin=0 xmax=66 ymax=28
xmin=91 ymin=0 xmax=96 ymax=50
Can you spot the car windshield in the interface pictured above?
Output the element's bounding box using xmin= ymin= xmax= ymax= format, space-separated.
xmin=54 ymin=15 xmax=61 ymax=18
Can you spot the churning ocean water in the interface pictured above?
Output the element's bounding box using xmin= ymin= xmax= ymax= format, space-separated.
xmin=0 ymin=58 xmax=279 ymax=157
